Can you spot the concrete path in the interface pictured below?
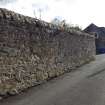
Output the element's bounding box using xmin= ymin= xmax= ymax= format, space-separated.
xmin=1 ymin=54 xmax=105 ymax=105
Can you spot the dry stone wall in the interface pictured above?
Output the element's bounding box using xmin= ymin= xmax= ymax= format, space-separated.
xmin=0 ymin=8 xmax=95 ymax=98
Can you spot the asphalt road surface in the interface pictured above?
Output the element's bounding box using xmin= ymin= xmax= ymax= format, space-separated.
xmin=1 ymin=54 xmax=105 ymax=105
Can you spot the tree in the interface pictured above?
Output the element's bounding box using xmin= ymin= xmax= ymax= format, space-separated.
xmin=51 ymin=17 xmax=82 ymax=31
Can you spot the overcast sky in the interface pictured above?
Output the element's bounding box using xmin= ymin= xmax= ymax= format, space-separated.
xmin=0 ymin=0 xmax=104 ymax=29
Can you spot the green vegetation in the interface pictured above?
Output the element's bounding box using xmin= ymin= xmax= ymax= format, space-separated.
xmin=51 ymin=17 xmax=82 ymax=31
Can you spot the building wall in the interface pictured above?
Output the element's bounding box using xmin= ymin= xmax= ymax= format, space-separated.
xmin=0 ymin=8 xmax=95 ymax=97
xmin=95 ymin=35 xmax=105 ymax=54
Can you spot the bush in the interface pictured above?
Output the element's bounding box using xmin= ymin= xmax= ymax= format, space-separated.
xmin=51 ymin=18 xmax=82 ymax=31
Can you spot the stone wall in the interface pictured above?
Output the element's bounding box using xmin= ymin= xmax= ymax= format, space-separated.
xmin=0 ymin=8 xmax=95 ymax=98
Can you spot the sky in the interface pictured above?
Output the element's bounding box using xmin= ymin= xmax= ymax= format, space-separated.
xmin=0 ymin=0 xmax=105 ymax=29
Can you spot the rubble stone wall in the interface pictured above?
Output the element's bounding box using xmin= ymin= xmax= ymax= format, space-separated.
xmin=0 ymin=8 xmax=95 ymax=97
